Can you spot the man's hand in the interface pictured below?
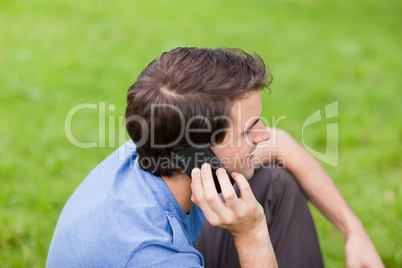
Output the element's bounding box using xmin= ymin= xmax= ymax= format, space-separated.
xmin=190 ymin=163 xmax=277 ymax=268
xmin=190 ymin=163 xmax=264 ymax=235
xmin=345 ymin=230 xmax=385 ymax=268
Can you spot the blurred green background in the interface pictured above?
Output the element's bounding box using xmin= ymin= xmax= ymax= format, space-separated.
xmin=1 ymin=0 xmax=401 ymax=266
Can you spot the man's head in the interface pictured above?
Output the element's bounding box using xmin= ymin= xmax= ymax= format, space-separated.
xmin=125 ymin=47 xmax=272 ymax=178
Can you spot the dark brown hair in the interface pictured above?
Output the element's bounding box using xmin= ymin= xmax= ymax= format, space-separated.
xmin=125 ymin=47 xmax=272 ymax=177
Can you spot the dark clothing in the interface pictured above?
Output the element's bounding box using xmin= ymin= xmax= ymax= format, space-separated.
xmin=195 ymin=166 xmax=324 ymax=268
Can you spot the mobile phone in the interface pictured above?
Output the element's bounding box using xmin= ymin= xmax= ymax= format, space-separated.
xmin=171 ymin=146 xmax=234 ymax=193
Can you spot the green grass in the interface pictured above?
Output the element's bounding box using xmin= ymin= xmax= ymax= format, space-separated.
xmin=1 ymin=0 xmax=401 ymax=266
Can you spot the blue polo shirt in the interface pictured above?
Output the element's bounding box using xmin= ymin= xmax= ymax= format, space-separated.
xmin=47 ymin=141 xmax=206 ymax=267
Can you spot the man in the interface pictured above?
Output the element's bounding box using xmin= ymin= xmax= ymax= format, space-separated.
xmin=47 ymin=47 xmax=383 ymax=267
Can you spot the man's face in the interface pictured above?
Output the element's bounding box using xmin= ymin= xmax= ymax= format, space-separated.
xmin=210 ymin=91 xmax=270 ymax=179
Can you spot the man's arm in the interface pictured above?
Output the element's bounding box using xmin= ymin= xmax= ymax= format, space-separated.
xmin=191 ymin=164 xmax=277 ymax=268
xmin=254 ymin=128 xmax=384 ymax=268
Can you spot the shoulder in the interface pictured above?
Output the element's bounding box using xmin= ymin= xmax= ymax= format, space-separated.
xmin=47 ymin=142 xmax=205 ymax=267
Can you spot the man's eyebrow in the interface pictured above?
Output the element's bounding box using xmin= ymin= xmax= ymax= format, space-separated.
xmin=245 ymin=117 xmax=260 ymax=132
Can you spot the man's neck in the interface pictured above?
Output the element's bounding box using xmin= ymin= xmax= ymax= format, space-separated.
xmin=162 ymin=173 xmax=194 ymax=214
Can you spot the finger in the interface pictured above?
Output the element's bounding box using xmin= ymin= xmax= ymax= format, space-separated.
xmin=190 ymin=168 xmax=206 ymax=205
xmin=231 ymin=172 xmax=257 ymax=205
xmin=216 ymin=168 xmax=240 ymax=209
xmin=190 ymin=168 xmax=217 ymax=221
xmin=190 ymin=168 xmax=203 ymax=201
xmin=200 ymin=163 xmax=227 ymax=214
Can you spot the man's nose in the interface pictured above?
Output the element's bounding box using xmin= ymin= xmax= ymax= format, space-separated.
xmin=252 ymin=121 xmax=270 ymax=144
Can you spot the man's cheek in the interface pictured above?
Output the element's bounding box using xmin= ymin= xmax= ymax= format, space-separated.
xmin=220 ymin=156 xmax=231 ymax=170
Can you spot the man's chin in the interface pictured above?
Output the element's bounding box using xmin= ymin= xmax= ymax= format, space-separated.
xmin=242 ymin=167 xmax=256 ymax=180
xmin=227 ymin=166 xmax=255 ymax=181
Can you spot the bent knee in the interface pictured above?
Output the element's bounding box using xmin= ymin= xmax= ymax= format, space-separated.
xmin=250 ymin=166 xmax=304 ymax=199
xmin=270 ymin=167 xmax=300 ymax=195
